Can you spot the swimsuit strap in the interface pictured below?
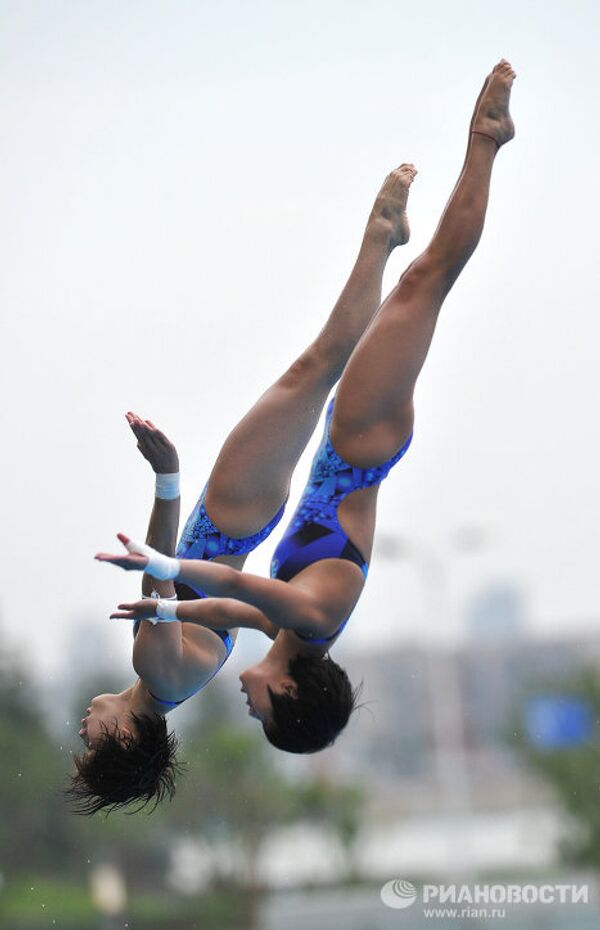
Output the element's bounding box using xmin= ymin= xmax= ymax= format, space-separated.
xmin=294 ymin=616 xmax=350 ymax=645
xmin=147 ymin=690 xmax=186 ymax=708
xmin=213 ymin=628 xmax=233 ymax=653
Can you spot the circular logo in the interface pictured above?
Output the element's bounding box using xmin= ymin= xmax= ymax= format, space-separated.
xmin=380 ymin=879 xmax=418 ymax=909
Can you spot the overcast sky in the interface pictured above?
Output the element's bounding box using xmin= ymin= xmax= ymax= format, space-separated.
xmin=1 ymin=0 xmax=599 ymax=681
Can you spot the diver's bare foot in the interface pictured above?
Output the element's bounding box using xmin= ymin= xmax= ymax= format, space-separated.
xmin=369 ymin=163 xmax=418 ymax=249
xmin=471 ymin=59 xmax=516 ymax=148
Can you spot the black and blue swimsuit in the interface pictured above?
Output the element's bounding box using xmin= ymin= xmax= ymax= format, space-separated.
xmin=270 ymin=397 xmax=413 ymax=645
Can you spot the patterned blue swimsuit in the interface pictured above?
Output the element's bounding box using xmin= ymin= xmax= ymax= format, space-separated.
xmin=135 ymin=486 xmax=286 ymax=707
xmin=270 ymin=397 xmax=412 ymax=645
xmin=176 ymin=485 xmax=286 ymax=563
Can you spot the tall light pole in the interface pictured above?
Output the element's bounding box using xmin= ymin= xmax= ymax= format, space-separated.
xmin=375 ymin=530 xmax=487 ymax=817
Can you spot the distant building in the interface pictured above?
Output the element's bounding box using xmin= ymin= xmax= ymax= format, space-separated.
xmin=466 ymin=581 xmax=527 ymax=640
xmin=292 ymin=626 xmax=600 ymax=817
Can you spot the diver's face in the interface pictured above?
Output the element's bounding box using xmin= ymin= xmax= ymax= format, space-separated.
xmin=239 ymin=667 xmax=296 ymax=723
xmin=79 ymin=694 xmax=124 ymax=749
xmin=239 ymin=669 xmax=273 ymax=722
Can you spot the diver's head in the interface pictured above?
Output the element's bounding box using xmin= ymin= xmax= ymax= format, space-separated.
xmin=78 ymin=692 xmax=133 ymax=747
xmin=239 ymin=661 xmax=298 ymax=721
xmin=240 ymin=653 xmax=359 ymax=753
xmin=67 ymin=693 xmax=181 ymax=814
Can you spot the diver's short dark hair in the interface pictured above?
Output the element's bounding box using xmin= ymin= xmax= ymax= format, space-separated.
xmin=264 ymin=654 xmax=359 ymax=753
xmin=66 ymin=713 xmax=182 ymax=815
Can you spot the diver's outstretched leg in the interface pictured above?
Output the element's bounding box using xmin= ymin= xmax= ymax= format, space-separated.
xmin=206 ymin=166 xmax=418 ymax=536
xmin=330 ymin=60 xmax=516 ymax=466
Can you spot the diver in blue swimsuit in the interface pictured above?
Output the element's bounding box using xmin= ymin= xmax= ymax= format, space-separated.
xmin=102 ymin=60 xmax=516 ymax=756
xmin=71 ymin=157 xmax=421 ymax=813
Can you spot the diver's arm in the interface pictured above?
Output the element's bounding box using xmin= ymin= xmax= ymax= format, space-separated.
xmin=178 ymin=597 xmax=280 ymax=640
xmin=114 ymin=595 xmax=280 ymax=641
xmin=131 ymin=600 xmax=243 ymax=690
xmin=141 ymin=496 xmax=180 ymax=598
xmin=98 ymin=540 xmax=328 ymax=636
xmin=125 ymin=412 xmax=181 ymax=598
xmin=177 ymin=563 xmax=328 ymax=635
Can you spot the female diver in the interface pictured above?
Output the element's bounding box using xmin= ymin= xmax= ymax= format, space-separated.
xmin=99 ymin=60 xmax=516 ymax=758
xmin=70 ymin=161 xmax=417 ymax=812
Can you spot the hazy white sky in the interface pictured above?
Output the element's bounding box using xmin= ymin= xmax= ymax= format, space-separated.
xmin=1 ymin=0 xmax=599 ymax=678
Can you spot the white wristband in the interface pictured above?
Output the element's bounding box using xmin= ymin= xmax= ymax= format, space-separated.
xmin=141 ymin=592 xmax=178 ymax=625
xmin=124 ymin=538 xmax=180 ymax=581
xmin=155 ymin=472 xmax=180 ymax=500
xmin=155 ymin=599 xmax=180 ymax=622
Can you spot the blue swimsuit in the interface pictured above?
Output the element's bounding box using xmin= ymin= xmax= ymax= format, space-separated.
xmin=270 ymin=397 xmax=412 ymax=645
xmin=135 ymin=485 xmax=286 ymax=707
xmin=176 ymin=484 xmax=286 ymax=563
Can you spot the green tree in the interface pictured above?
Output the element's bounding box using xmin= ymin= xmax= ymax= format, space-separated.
xmin=170 ymin=683 xmax=366 ymax=928
xmin=0 ymin=638 xmax=75 ymax=877
xmin=294 ymin=779 xmax=365 ymax=882
xmin=0 ymin=637 xmax=366 ymax=929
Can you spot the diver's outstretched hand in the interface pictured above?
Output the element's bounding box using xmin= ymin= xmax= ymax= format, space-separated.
xmin=126 ymin=412 xmax=179 ymax=474
xmin=96 ymin=534 xmax=180 ymax=584
xmin=95 ymin=534 xmax=150 ymax=571
xmin=96 ymin=534 xmax=180 ymax=580
xmin=110 ymin=599 xmax=158 ymax=621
